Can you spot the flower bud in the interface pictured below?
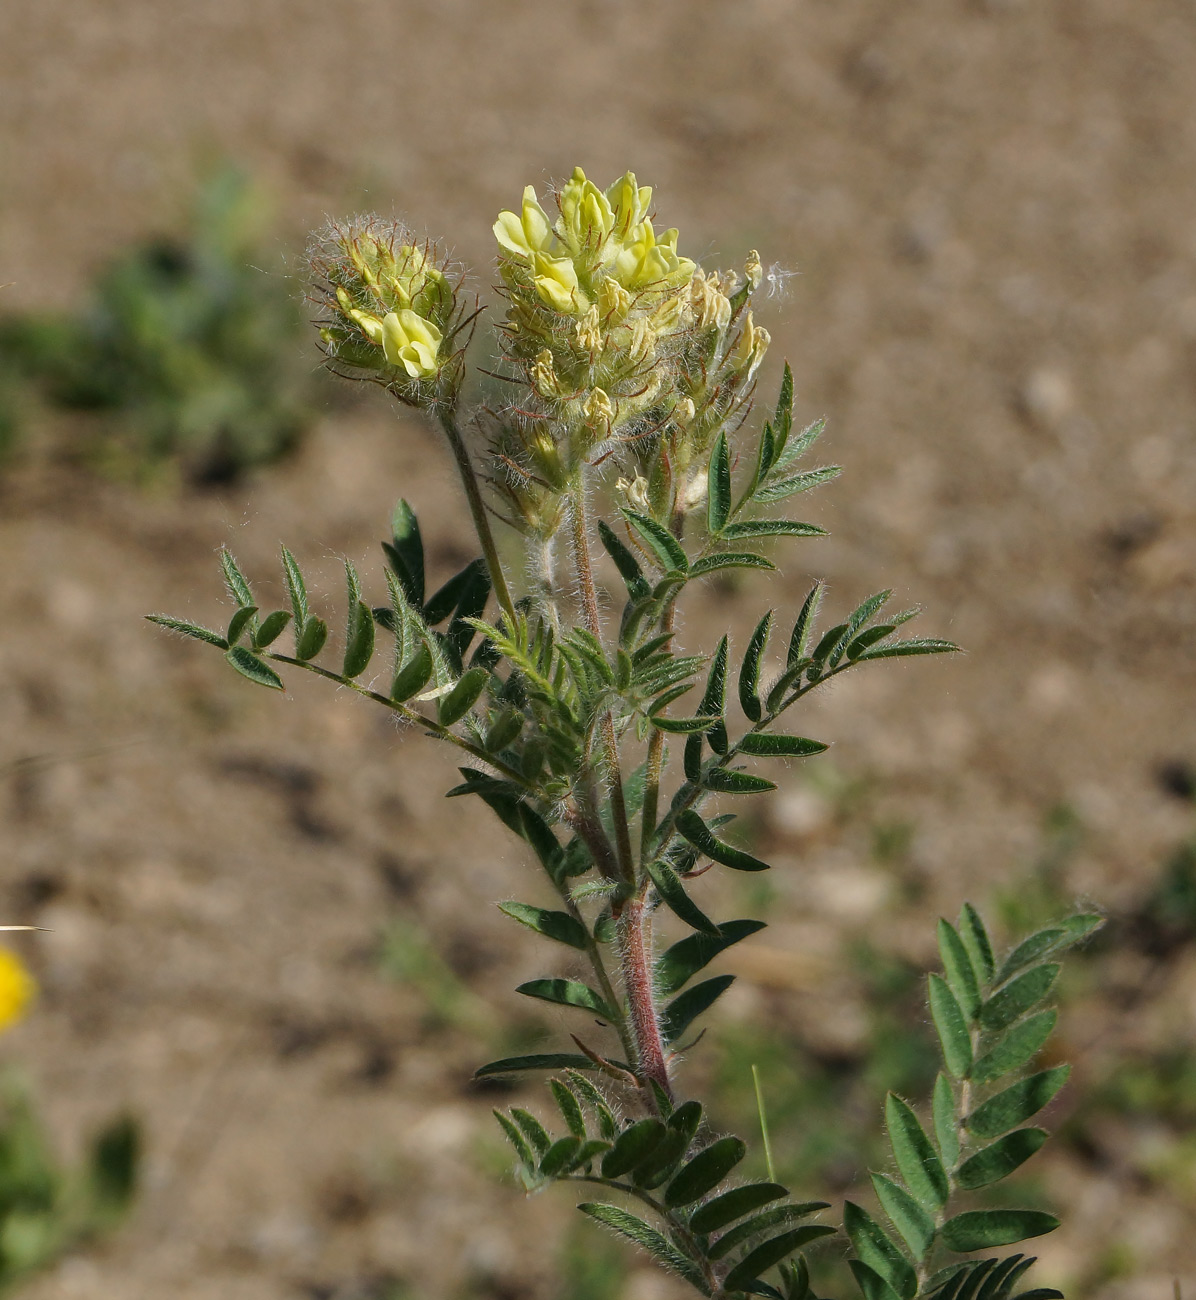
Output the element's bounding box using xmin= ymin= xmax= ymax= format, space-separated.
xmin=674 ymin=397 xmax=696 ymax=426
xmin=729 ymin=312 xmax=770 ymax=381
xmin=597 ymin=277 xmax=632 ymax=322
xmin=626 ymin=318 xmax=657 ymax=367
xmin=532 ymin=348 xmax=561 ymax=399
xmin=576 ymin=305 xmax=603 ymax=354
xmin=616 ymin=474 xmax=652 ymax=513
xmin=745 ymin=248 xmax=764 ymax=291
xmin=583 ymin=387 xmax=615 ymax=431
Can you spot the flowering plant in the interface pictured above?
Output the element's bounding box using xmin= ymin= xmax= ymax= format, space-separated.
xmin=152 ymin=169 xmax=1099 ymax=1300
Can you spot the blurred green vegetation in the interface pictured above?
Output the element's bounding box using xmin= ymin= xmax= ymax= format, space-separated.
xmin=0 ymin=1074 xmax=138 ymax=1291
xmin=0 ymin=164 xmax=317 ymax=484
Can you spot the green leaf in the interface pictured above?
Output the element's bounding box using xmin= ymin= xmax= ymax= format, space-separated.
xmin=220 ymin=548 xmax=254 ymax=607
xmin=601 ymin=1119 xmax=667 ymax=1178
xmin=622 ymin=509 xmax=688 ymax=573
xmin=698 ymin=635 xmax=730 ymax=753
xmin=753 ymin=465 xmax=842 ymax=505
xmin=724 ymin=1228 xmax=824 ymax=1294
xmin=855 ymin=638 xmax=960 ymax=661
xmin=650 ymin=713 xmax=722 ymax=735
xmin=578 ymin=1203 xmax=707 ymax=1291
xmin=939 ymin=1211 xmax=1059 ymax=1253
xmin=708 ymin=430 xmax=732 ymax=534
xmin=959 ymin=904 xmax=995 ymax=983
xmin=423 ymin=557 xmax=483 ymax=626
xmin=872 ymin=1172 xmax=935 ymax=1259
xmin=225 ymin=646 xmax=284 ymax=690
xmin=387 ymin=498 xmax=425 ymax=607
xmin=846 ymin=625 xmax=897 ymax=660
xmin=788 ymin=583 xmax=824 ymax=666
xmin=929 ymin=974 xmax=974 ymax=1080
xmin=498 ymin=902 xmax=589 ymax=951
xmin=493 ymin=1110 xmax=533 ymax=1166
xmin=956 ymin=1129 xmax=1047 ymax=1190
xmin=932 ymin=1074 xmax=959 ymax=1170
xmin=738 ymin=734 xmax=828 ymax=758
xmin=549 ymin=1079 xmax=586 ymax=1140
xmin=660 ymin=975 xmax=735 ymax=1045
xmin=655 ymin=919 xmax=766 ymax=996
xmin=971 ymin=1012 xmax=1057 ymax=1086
xmin=689 ymin=552 xmax=777 ymax=578
xmin=938 ymin=920 xmax=981 ymax=1020
xmin=721 ymin=520 xmax=827 ymax=541
xmin=976 ymin=1255 xmax=1037 ymax=1300
xmin=739 ymin=611 xmax=773 ymax=722
xmin=844 ymin=1201 xmax=917 ymax=1300
xmin=773 ymin=363 xmax=795 ymax=452
xmin=677 ymin=809 xmax=769 ymax=872
xmin=511 ymin=1108 xmax=550 ymax=1156
xmin=690 ymin=1183 xmax=789 ymax=1234
xmin=827 ymin=590 xmax=891 ymax=668
xmin=979 ymin=965 xmax=1059 ymax=1032
xmin=391 ymin=644 xmax=432 ymax=700
xmin=343 ymin=592 xmax=376 ymax=679
xmin=295 ymin=616 xmax=328 ymax=662
xmin=226 ymin=605 xmax=258 ymax=646
xmin=645 ymin=858 xmax=721 ymax=936
xmin=474 ymin=1054 xmax=597 ymax=1079
xmin=280 ymin=545 xmax=309 ymax=627
xmin=885 ymin=1094 xmax=948 ymax=1211
xmin=253 ymin=609 xmax=292 ymax=649
xmin=566 ymin=1071 xmax=618 ymax=1140
xmin=146 ymin=615 xmax=227 ymax=649
xmin=966 ymin=1067 xmax=1070 ymax=1139
xmin=438 ymin=666 xmax=490 ymax=725
xmin=849 ymin=1260 xmax=903 ymax=1300
xmin=599 ymin=520 xmax=650 ymax=601
xmin=708 ymin=1208 xmax=832 ymax=1261
xmin=540 ymin=1135 xmax=582 ymax=1177
xmin=515 ymin=978 xmax=617 ymax=1021
xmin=664 ymin=1135 xmax=746 ymax=1207
xmin=997 ymin=916 xmax=1101 ymax=981
xmin=703 ymin=768 xmax=776 ymax=794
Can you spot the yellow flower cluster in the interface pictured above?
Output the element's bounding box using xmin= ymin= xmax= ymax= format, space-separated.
xmin=0 ymin=947 xmax=35 ymax=1033
xmin=312 ymin=221 xmax=456 ymax=388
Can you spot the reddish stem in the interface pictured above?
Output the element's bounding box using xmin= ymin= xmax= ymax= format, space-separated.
xmin=619 ymin=894 xmax=672 ymax=1102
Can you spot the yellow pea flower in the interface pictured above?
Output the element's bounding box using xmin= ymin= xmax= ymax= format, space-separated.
xmin=494 ymin=186 xmax=556 ymax=260
xmin=730 ymin=312 xmax=770 ymax=380
xmin=0 ymin=948 xmax=35 ymax=1032
xmin=613 ymin=220 xmax=696 ymax=291
xmin=605 ymin=171 xmax=654 ymax=240
xmin=381 ymin=309 xmax=443 ymax=379
xmin=533 ymin=252 xmax=585 ymax=314
xmin=556 ymin=167 xmax=615 ymax=255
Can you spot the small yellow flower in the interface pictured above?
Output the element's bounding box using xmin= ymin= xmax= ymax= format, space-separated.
xmin=381 ymin=309 xmax=443 ymax=378
xmin=0 ymin=948 xmax=35 ymax=1032
xmin=583 ymin=387 xmax=615 ymax=430
xmin=556 ymin=167 xmax=615 ymax=254
xmin=616 ymin=474 xmax=651 ymax=513
xmin=613 ymin=221 xmax=696 ymax=291
xmin=533 ymin=252 xmax=585 ymax=314
xmin=576 ymin=305 xmax=603 ymax=353
xmin=730 ymin=312 xmax=770 ymax=380
xmin=605 ymin=171 xmax=654 ymax=240
xmin=532 ymin=349 xmax=560 ymax=399
xmin=494 ymin=186 xmax=557 ymax=260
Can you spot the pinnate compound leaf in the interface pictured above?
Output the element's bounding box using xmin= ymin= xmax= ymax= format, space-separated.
xmin=689 ymin=1183 xmax=788 ymax=1234
xmin=515 ymin=978 xmax=617 ymax=1021
xmin=939 ymin=1211 xmax=1059 ymax=1253
xmin=146 ymin=615 xmax=228 ymax=649
xmin=708 ymin=1208 xmax=832 ymax=1262
xmin=621 ymin=509 xmax=688 ymax=573
xmin=959 ymin=904 xmax=996 ymax=983
xmin=970 ymin=1011 xmax=1057 ymax=1085
xmin=966 ymin=1067 xmax=1070 ymax=1139
xmin=601 ymin=1119 xmax=667 ymax=1178
xmin=929 ymin=974 xmax=974 ymax=1080
xmin=498 ymin=902 xmax=589 ymax=951
xmin=578 ymin=1203 xmax=708 ymax=1291
xmin=645 ymin=858 xmax=721 ymax=936
xmin=474 ymin=1053 xmax=596 ymax=1079
xmin=664 ymin=1135 xmax=746 ymax=1207
xmin=885 ymin=1094 xmax=948 ymax=1211
xmin=677 ymin=809 xmax=769 ymax=872
xmin=955 ymin=1129 xmax=1047 ymax=1189
xmin=932 ymin=1074 xmax=960 ymax=1170
xmin=225 ymin=646 xmax=284 ymax=691
xmin=738 ymin=733 xmax=828 ymax=758
xmin=844 ymin=1201 xmax=917 ymax=1300
xmin=938 ymin=920 xmax=981 ymax=1020
xmin=872 ymin=1172 xmax=935 ymax=1259
xmin=655 ymin=919 xmax=766 ymax=996
xmin=724 ymin=1229 xmax=825 ymax=1294
xmin=660 ymin=975 xmax=735 ymax=1045
xmin=979 ymin=965 xmax=1059 ymax=1032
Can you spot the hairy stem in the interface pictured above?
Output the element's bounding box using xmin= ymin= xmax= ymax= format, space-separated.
xmin=619 ymin=893 xmax=672 ymax=1102
xmin=437 ymin=409 xmax=517 ymax=626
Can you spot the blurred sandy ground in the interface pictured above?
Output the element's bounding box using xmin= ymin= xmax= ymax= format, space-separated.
xmin=1 ymin=2 xmax=1194 ymax=1299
